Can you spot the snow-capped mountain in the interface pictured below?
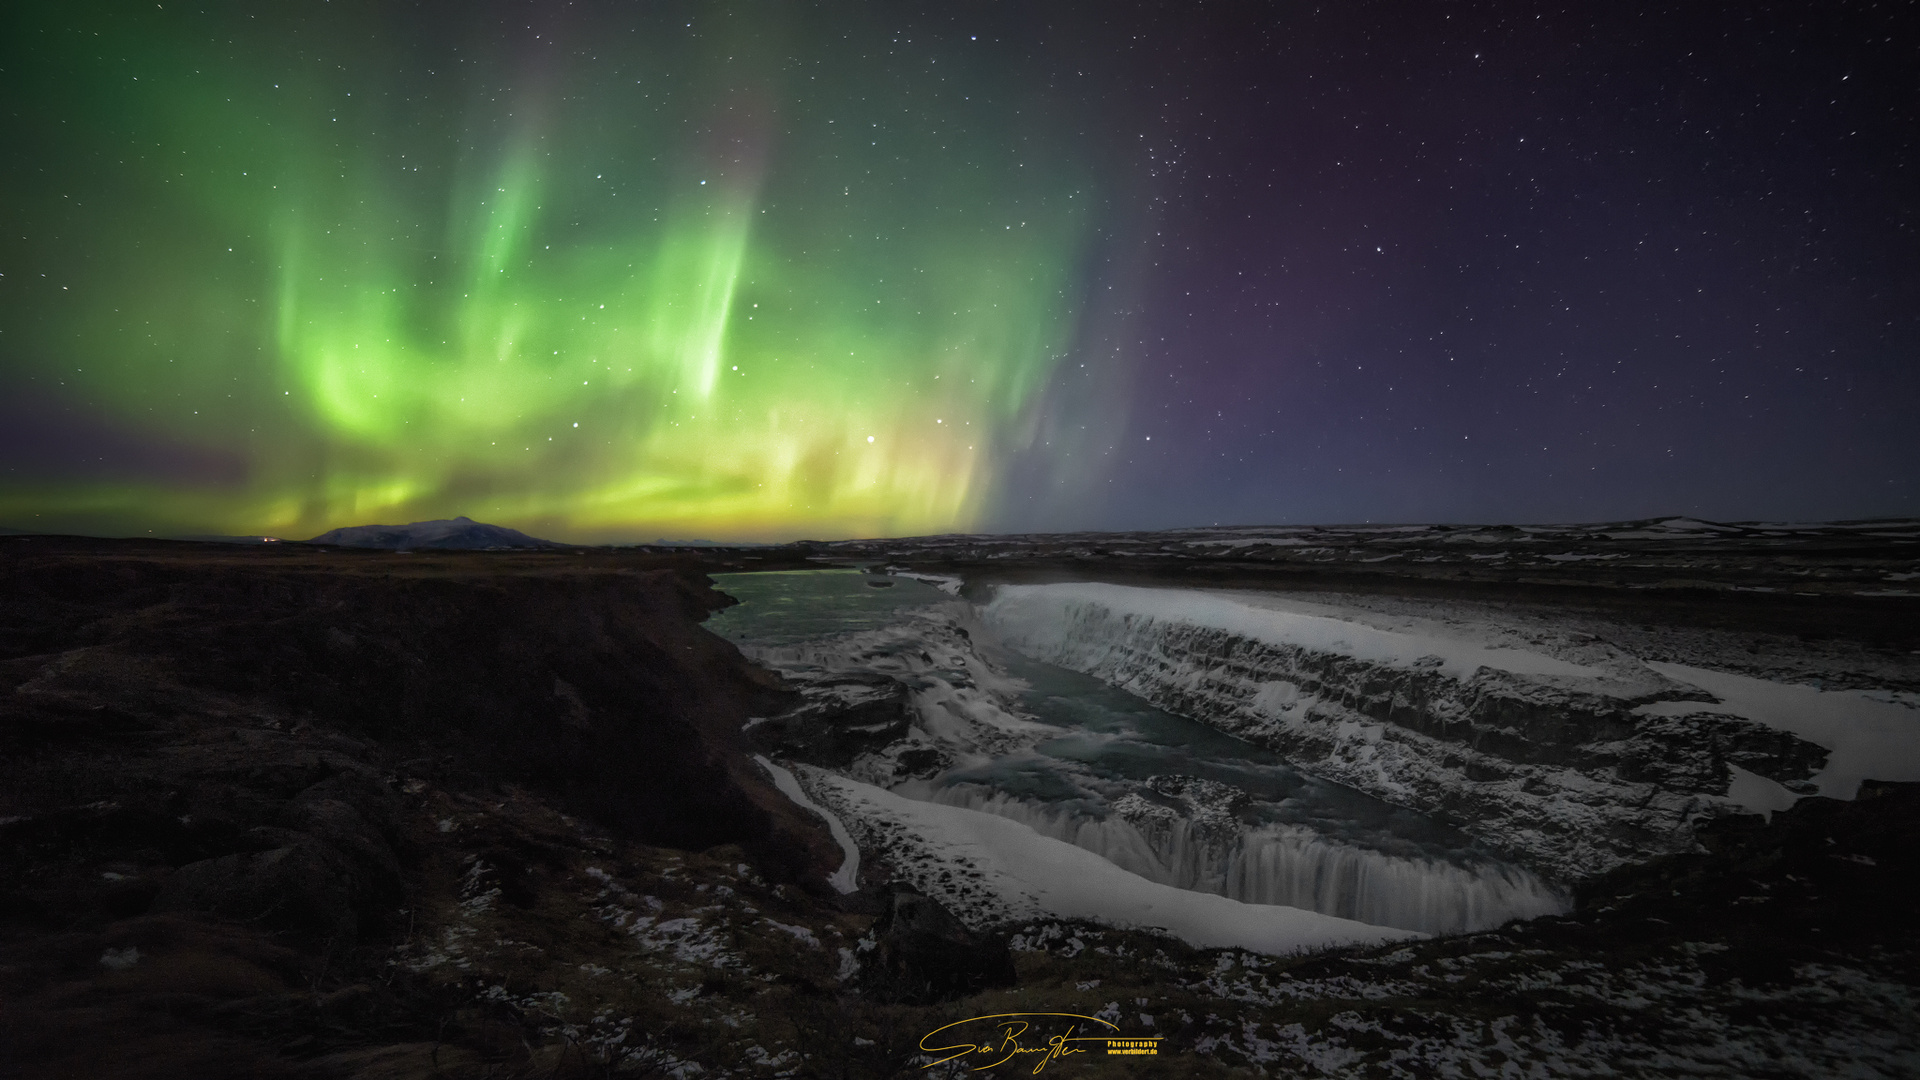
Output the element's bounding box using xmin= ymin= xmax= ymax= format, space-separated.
xmin=306 ymin=515 xmax=558 ymax=550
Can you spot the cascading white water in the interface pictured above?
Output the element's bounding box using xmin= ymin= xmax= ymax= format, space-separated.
xmin=920 ymin=785 xmax=1569 ymax=935
xmin=1222 ymin=828 xmax=1568 ymax=933
xmin=713 ymin=572 xmax=1577 ymax=936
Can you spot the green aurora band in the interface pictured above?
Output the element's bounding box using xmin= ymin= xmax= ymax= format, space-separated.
xmin=2 ymin=4 xmax=1104 ymax=541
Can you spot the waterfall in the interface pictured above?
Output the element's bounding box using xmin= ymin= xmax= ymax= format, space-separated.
xmin=921 ymin=785 xmax=1568 ymax=935
xmin=979 ymin=582 xmax=1726 ymax=882
xmin=1223 ymin=827 xmax=1567 ymax=933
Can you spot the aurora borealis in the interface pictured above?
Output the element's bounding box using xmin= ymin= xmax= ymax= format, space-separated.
xmin=2 ymin=2 xmax=1100 ymax=540
xmin=3 ymin=2 xmax=1916 ymax=540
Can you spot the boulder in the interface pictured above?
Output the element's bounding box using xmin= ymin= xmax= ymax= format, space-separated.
xmin=857 ymin=885 xmax=1016 ymax=1005
xmin=154 ymin=842 xmax=360 ymax=943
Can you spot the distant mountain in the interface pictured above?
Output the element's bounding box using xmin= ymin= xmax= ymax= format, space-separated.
xmin=307 ymin=516 xmax=558 ymax=550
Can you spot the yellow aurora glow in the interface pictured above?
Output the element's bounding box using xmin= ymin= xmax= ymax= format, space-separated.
xmin=1 ymin=5 xmax=1094 ymax=541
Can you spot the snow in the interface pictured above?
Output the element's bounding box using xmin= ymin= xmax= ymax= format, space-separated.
xmin=886 ymin=570 xmax=964 ymax=594
xmin=978 ymin=582 xmax=1715 ymax=879
xmin=1599 ymin=518 xmax=1750 ymax=539
xmin=762 ymin=920 xmax=820 ymax=948
xmin=1642 ymin=663 xmax=1920 ymax=799
xmin=1724 ymin=764 xmax=1801 ymax=821
xmin=1654 ymin=517 xmax=1744 ymax=532
xmin=753 ymin=755 xmax=860 ymax=892
xmin=987 ymin=582 xmax=1607 ymax=682
xmin=99 ymin=947 xmax=140 ymax=971
xmin=809 ymin=769 xmax=1420 ymax=955
xmin=1185 ymin=537 xmax=1314 ymax=549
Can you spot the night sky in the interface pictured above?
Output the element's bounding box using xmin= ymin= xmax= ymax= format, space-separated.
xmin=2 ymin=2 xmax=1914 ymax=542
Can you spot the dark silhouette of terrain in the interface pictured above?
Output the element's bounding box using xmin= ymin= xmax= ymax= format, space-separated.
xmin=307 ymin=516 xmax=557 ymax=550
xmin=0 ymin=537 xmax=851 ymax=1077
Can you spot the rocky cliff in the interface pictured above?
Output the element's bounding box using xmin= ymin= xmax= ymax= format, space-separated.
xmin=984 ymin=582 xmax=1837 ymax=881
xmin=0 ymin=537 xmax=850 ymax=1077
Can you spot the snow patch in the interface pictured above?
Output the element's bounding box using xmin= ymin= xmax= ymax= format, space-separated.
xmin=987 ymin=582 xmax=1605 ymax=682
xmin=886 ymin=570 xmax=964 ymax=594
xmin=1725 ymin=764 xmax=1801 ymax=822
xmin=1642 ymin=663 xmax=1920 ymax=799
xmin=754 ymin=755 xmax=860 ymax=892
xmin=99 ymin=947 xmax=140 ymax=971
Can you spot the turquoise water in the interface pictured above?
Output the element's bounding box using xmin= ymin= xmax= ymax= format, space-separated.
xmin=707 ymin=568 xmax=1474 ymax=854
xmin=989 ymin=650 xmax=1474 ymax=855
xmin=706 ymin=569 xmax=951 ymax=645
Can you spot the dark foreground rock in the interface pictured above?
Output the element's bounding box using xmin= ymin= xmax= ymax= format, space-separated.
xmin=0 ymin=537 xmax=850 ymax=1078
xmin=857 ymin=885 xmax=1017 ymax=1005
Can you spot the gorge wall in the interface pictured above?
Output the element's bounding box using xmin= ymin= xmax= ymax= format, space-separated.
xmin=983 ymin=582 xmax=1832 ymax=881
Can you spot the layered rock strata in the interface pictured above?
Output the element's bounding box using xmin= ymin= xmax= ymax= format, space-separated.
xmin=984 ymin=582 xmax=1832 ymax=881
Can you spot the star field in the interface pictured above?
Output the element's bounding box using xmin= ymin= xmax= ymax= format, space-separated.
xmin=1 ymin=1 xmax=1913 ymax=540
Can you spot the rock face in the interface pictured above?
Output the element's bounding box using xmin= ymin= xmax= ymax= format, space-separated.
xmin=0 ymin=538 xmax=870 ymax=1077
xmin=746 ymin=671 xmax=917 ymax=769
xmin=148 ymin=770 xmax=405 ymax=945
xmin=985 ymin=583 xmax=1833 ymax=881
xmin=856 ymin=885 xmax=1016 ymax=1005
xmin=1 ymin=541 xmax=853 ymax=879
xmin=306 ymin=515 xmax=557 ymax=550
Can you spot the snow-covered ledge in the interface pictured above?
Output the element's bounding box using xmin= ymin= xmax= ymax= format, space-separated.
xmin=981 ymin=582 xmax=1880 ymax=881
